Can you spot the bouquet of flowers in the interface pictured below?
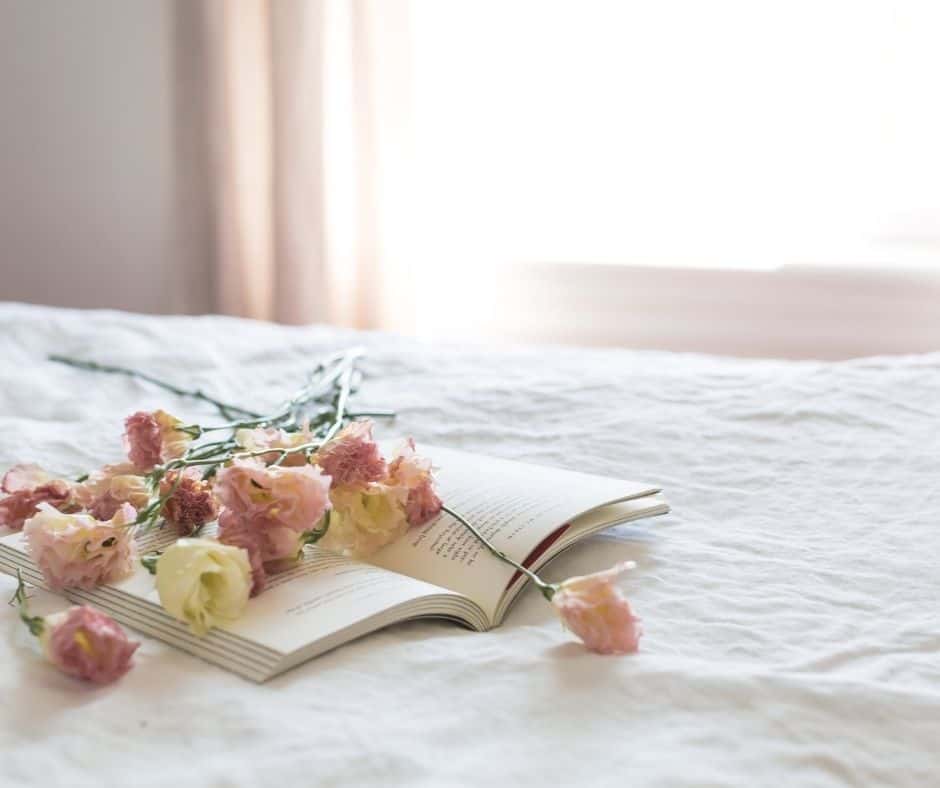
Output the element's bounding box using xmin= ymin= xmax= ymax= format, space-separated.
xmin=3 ymin=350 xmax=642 ymax=685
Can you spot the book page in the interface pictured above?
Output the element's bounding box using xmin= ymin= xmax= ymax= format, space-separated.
xmin=371 ymin=446 xmax=661 ymax=619
xmin=208 ymin=549 xmax=472 ymax=654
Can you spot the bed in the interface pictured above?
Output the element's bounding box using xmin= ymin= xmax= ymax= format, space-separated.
xmin=0 ymin=302 xmax=937 ymax=787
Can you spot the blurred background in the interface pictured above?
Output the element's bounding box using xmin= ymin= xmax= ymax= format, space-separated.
xmin=1 ymin=0 xmax=939 ymax=358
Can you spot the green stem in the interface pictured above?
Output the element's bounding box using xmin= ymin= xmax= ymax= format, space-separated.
xmin=149 ymin=354 xmax=363 ymax=473
xmin=191 ymin=350 xmax=363 ymax=435
xmin=48 ymin=354 xmax=260 ymax=419
xmin=319 ymin=364 xmax=356 ymax=445
xmin=65 ymin=348 xmax=372 ymax=533
xmin=186 ymin=439 xmax=238 ymax=460
xmin=348 ymin=410 xmax=396 ymax=419
xmin=440 ymin=505 xmax=558 ymax=601
xmin=10 ymin=570 xmax=46 ymax=637
xmin=140 ymin=552 xmax=161 ymax=575
xmin=297 ymin=512 xmax=331 ymax=556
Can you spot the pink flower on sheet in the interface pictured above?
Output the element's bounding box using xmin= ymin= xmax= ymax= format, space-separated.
xmin=216 ymin=509 xmax=268 ymax=596
xmin=74 ymin=463 xmax=150 ymax=521
xmin=314 ymin=420 xmax=386 ymax=488
xmin=123 ymin=410 xmax=191 ymax=471
xmin=387 ymin=439 xmax=443 ymax=527
xmin=234 ymin=421 xmax=315 ymax=467
xmin=551 ymin=562 xmax=642 ymax=655
xmin=215 ymin=459 xmax=331 ymax=534
xmin=41 ymin=606 xmax=139 ymax=684
xmin=159 ymin=468 xmax=218 ymax=535
xmin=23 ymin=503 xmax=138 ymax=590
xmin=0 ymin=464 xmax=76 ymax=531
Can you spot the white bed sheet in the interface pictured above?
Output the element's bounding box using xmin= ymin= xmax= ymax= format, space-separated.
xmin=0 ymin=302 xmax=937 ymax=787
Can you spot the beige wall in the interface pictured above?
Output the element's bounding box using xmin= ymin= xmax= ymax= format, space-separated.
xmin=0 ymin=0 xmax=210 ymax=314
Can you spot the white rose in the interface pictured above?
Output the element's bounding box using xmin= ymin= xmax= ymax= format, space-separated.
xmin=155 ymin=538 xmax=251 ymax=636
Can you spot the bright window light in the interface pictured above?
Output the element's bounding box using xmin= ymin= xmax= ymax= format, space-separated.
xmin=410 ymin=0 xmax=940 ymax=271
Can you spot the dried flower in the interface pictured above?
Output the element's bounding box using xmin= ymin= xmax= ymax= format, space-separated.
xmin=159 ymin=468 xmax=218 ymax=535
xmin=320 ymin=483 xmax=409 ymax=558
xmin=123 ymin=410 xmax=192 ymax=471
xmin=0 ymin=464 xmax=76 ymax=531
xmin=154 ymin=538 xmax=252 ymax=635
xmin=41 ymin=606 xmax=139 ymax=684
xmin=314 ymin=420 xmax=386 ymax=488
xmin=387 ymin=439 xmax=443 ymax=527
xmin=551 ymin=562 xmax=642 ymax=654
xmin=23 ymin=503 xmax=138 ymax=590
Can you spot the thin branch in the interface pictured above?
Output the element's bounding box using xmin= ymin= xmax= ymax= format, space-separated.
xmin=440 ymin=505 xmax=557 ymax=600
xmin=48 ymin=355 xmax=261 ymax=419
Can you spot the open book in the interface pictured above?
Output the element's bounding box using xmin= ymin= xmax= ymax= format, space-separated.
xmin=0 ymin=446 xmax=668 ymax=682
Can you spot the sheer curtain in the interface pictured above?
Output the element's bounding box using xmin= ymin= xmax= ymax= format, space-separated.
xmin=199 ymin=0 xmax=416 ymax=330
xmin=191 ymin=0 xmax=940 ymax=356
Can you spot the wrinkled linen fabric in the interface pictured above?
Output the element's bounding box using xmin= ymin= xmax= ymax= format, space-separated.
xmin=0 ymin=302 xmax=938 ymax=788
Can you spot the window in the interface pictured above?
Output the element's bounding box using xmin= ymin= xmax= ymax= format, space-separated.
xmin=410 ymin=1 xmax=940 ymax=273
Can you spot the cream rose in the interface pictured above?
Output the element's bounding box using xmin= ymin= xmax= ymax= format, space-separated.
xmin=155 ymin=538 xmax=252 ymax=636
xmin=319 ymin=483 xmax=409 ymax=558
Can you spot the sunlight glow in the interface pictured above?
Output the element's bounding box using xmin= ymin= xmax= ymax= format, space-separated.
xmin=409 ymin=0 xmax=940 ymax=272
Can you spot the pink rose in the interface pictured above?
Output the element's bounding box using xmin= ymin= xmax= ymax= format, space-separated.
xmin=217 ymin=509 xmax=268 ymax=596
xmin=551 ymin=562 xmax=642 ymax=654
xmin=215 ymin=459 xmax=331 ymax=534
xmin=215 ymin=460 xmax=331 ymax=594
xmin=74 ymin=463 xmax=150 ymax=521
xmin=234 ymin=422 xmax=315 ymax=467
xmin=24 ymin=503 xmax=138 ymax=590
xmin=314 ymin=420 xmax=386 ymax=488
xmin=216 ymin=508 xmax=306 ymax=596
xmin=123 ymin=410 xmax=191 ymax=471
xmin=160 ymin=468 xmax=218 ymax=535
xmin=0 ymin=464 xmax=76 ymax=531
xmin=387 ymin=439 xmax=443 ymax=527
xmin=41 ymin=606 xmax=139 ymax=684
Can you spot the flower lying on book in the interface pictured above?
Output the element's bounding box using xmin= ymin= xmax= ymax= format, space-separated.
xmin=0 ymin=348 xmax=645 ymax=668
xmin=154 ymin=539 xmax=252 ymax=635
xmin=10 ymin=570 xmax=139 ymax=684
xmin=24 ymin=503 xmax=138 ymax=591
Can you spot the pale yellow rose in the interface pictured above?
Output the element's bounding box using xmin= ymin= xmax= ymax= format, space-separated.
xmin=155 ymin=538 xmax=251 ymax=636
xmin=319 ymin=483 xmax=409 ymax=558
